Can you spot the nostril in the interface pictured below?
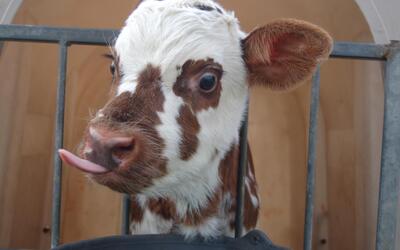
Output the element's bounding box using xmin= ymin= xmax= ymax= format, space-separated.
xmin=108 ymin=137 xmax=136 ymax=165
xmin=107 ymin=137 xmax=135 ymax=150
xmin=114 ymin=144 xmax=134 ymax=152
xmin=87 ymin=127 xmax=137 ymax=168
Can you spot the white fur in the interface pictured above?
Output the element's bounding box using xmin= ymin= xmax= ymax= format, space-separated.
xmin=130 ymin=209 xmax=174 ymax=234
xmin=246 ymin=177 xmax=259 ymax=208
xmin=130 ymin=195 xmax=174 ymax=234
xmin=248 ymin=163 xmax=255 ymax=181
xmin=178 ymin=217 xmax=226 ymax=239
xmin=113 ymin=0 xmax=253 ymax=238
xmin=117 ymin=80 xmax=137 ymax=95
xmin=155 ymin=87 xmax=184 ymax=162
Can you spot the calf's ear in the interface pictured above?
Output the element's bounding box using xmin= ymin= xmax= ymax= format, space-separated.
xmin=243 ymin=19 xmax=333 ymax=90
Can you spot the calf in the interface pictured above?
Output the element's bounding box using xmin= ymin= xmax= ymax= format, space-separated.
xmin=59 ymin=0 xmax=332 ymax=239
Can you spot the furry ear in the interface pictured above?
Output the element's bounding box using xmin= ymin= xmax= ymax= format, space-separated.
xmin=243 ymin=19 xmax=332 ymax=90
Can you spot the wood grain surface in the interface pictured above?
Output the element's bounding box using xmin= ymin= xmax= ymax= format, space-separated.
xmin=0 ymin=0 xmax=383 ymax=249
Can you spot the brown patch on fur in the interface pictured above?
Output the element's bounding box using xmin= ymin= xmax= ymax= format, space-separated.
xmin=176 ymin=105 xmax=200 ymax=160
xmin=86 ymin=64 xmax=168 ymax=194
xmin=139 ymin=193 xmax=221 ymax=227
xmin=220 ymin=145 xmax=239 ymax=195
xmin=130 ymin=195 xmax=144 ymax=222
xmin=182 ymin=192 xmax=221 ymax=226
xmin=243 ymin=19 xmax=332 ymax=90
xmin=147 ymin=192 xmax=221 ymax=226
xmin=219 ymin=144 xmax=259 ymax=231
xmin=142 ymin=194 xmax=221 ymax=227
xmin=242 ymin=147 xmax=259 ymax=229
xmin=126 ymin=143 xmax=259 ymax=230
xmin=148 ymin=197 xmax=177 ymax=220
xmin=173 ymin=58 xmax=223 ymax=112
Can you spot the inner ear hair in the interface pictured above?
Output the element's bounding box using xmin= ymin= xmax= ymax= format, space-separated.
xmin=243 ymin=19 xmax=333 ymax=90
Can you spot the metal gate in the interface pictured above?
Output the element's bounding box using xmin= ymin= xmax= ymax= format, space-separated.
xmin=0 ymin=24 xmax=399 ymax=250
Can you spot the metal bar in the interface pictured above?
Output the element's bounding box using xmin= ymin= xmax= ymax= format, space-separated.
xmin=121 ymin=194 xmax=131 ymax=235
xmin=0 ymin=24 xmax=118 ymax=45
xmin=235 ymin=101 xmax=249 ymax=238
xmin=0 ymin=24 xmax=389 ymax=59
xmin=331 ymin=42 xmax=387 ymax=60
xmin=51 ymin=40 xmax=69 ymax=248
xmin=303 ymin=68 xmax=321 ymax=250
xmin=376 ymin=42 xmax=400 ymax=250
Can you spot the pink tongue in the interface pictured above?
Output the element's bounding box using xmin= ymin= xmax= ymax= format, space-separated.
xmin=58 ymin=149 xmax=109 ymax=174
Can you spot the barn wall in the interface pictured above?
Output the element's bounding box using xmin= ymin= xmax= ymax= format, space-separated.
xmin=0 ymin=1 xmax=383 ymax=250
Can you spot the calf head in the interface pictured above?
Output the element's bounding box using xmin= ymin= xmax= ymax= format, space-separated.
xmin=60 ymin=0 xmax=332 ymax=202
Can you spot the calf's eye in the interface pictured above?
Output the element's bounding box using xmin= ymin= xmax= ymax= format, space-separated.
xmin=199 ymin=73 xmax=217 ymax=92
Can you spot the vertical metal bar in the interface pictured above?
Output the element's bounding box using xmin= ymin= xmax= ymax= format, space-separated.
xmin=121 ymin=194 xmax=131 ymax=235
xmin=51 ymin=40 xmax=68 ymax=248
xmin=376 ymin=42 xmax=400 ymax=250
xmin=235 ymin=100 xmax=249 ymax=238
xmin=303 ymin=68 xmax=321 ymax=250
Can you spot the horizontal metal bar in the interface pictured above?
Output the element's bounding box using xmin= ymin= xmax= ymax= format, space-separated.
xmin=331 ymin=42 xmax=388 ymax=60
xmin=376 ymin=42 xmax=400 ymax=250
xmin=0 ymin=24 xmax=118 ymax=45
xmin=0 ymin=24 xmax=392 ymax=60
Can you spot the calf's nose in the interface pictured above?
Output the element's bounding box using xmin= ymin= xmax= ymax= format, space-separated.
xmin=84 ymin=127 xmax=136 ymax=170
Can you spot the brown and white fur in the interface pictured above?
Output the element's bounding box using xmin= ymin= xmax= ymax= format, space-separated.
xmin=59 ymin=0 xmax=332 ymax=239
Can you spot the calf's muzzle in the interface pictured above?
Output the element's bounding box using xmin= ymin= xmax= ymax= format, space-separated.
xmin=59 ymin=126 xmax=138 ymax=174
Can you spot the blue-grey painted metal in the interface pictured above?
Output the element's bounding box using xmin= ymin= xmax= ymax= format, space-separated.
xmin=331 ymin=42 xmax=387 ymax=60
xmin=235 ymin=102 xmax=249 ymax=238
xmin=51 ymin=41 xmax=69 ymax=248
xmin=121 ymin=194 xmax=131 ymax=235
xmin=303 ymin=68 xmax=321 ymax=250
xmin=0 ymin=24 xmax=117 ymax=45
xmin=0 ymin=24 xmax=389 ymax=59
xmin=376 ymin=41 xmax=400 ymax=250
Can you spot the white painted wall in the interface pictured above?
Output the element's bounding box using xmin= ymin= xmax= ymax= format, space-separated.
xmin=355 ymin=0 xmax=400 ymax=43
xmin=0 ymin=0 xmax=22 ymax=24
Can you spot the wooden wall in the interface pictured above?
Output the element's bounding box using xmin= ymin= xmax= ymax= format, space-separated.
xmin=0 ymin=0 xmax=384 ymax=249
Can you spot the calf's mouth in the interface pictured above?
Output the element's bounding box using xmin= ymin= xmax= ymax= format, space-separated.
xmin=59 ymin=149 xmax=110 ymax=174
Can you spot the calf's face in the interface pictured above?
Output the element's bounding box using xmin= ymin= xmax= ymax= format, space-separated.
xmin=59 ymin=0 xmax=332 ymax=197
